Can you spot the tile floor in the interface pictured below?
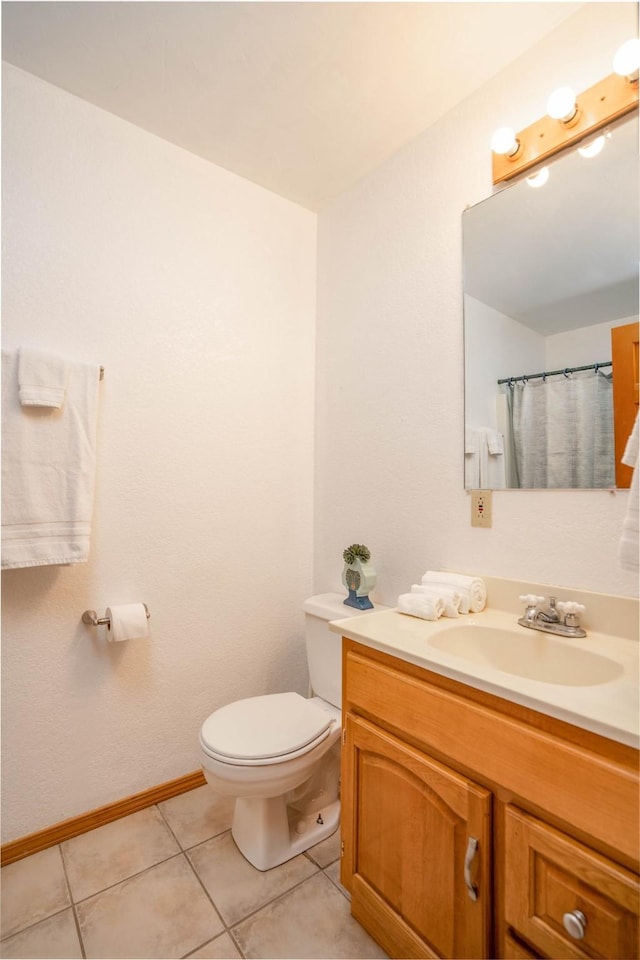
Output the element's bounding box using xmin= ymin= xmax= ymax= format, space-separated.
xmin=0 ymin=786 xmax=388 ymax=959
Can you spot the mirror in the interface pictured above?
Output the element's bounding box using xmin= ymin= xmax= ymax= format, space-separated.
xmin=463 ymin=115 xmax=639 ymax=490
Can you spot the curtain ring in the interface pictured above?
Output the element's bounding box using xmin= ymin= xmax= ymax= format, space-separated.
xmin=594 ymin=363 xmax=600 ymax=374
xmin=563 ymin=368 xmax=571 ymax=378
xmin=542 ymin=372 xmax=547 ymax=382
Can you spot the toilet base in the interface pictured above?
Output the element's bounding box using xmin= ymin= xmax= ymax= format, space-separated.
xmin=231 ymin=795 xmax=340 ymax=871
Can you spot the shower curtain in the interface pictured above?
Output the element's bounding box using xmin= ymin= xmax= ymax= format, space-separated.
xmin=506 ymin=369 xmax=615 ymax=488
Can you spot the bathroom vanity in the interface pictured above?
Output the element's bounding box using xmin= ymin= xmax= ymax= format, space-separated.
xmin=332 ymin=579 xmax=639 ymax=959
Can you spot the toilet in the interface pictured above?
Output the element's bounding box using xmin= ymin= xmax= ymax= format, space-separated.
xmin=199 ymin=592 xmax=382 ymax=871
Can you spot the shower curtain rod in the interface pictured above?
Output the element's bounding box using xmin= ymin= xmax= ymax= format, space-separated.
xmin=497 ymin=360 xmax=612 ymax=385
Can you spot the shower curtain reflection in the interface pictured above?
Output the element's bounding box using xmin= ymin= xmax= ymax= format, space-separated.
xmin=506 ymin=369 xmax=615 ymax=488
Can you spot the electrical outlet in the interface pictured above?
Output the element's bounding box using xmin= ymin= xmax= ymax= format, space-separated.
xmin=471 ymin=489 xmax=492 ymax=528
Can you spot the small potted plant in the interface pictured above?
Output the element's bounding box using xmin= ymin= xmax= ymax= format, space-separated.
xmin=342 ymin=543 xmax=376 ymax=610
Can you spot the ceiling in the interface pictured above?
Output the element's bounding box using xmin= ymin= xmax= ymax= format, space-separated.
xmin=2 ymin=1 xmax=584 ymax=210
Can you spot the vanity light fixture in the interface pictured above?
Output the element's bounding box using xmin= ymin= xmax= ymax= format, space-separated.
xmin=492 ymin=39 xmax=638 ymax=184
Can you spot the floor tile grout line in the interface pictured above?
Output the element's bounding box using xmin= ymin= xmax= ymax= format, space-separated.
xmin=68 ymin=849 xmax=189 ymax=908
xmin=154 ymin=803 xmax=245 ymax=956
xmin=179 ymin=842 xmax=239 ymax=956
xmin=180 ymin=831 xmax=338 ymax=944
xmin=156 ymin=801 xmax=235 ymax=860
xmin=58 ymin=842 xmax=88 ymax=959
xmin=0 ymin=903 xmax=78 ymax=947
xmin=223 ymin=861 xmax=340 ymax=935
xmin=0 ymin=846 xmax=87 ymax=951
xmin=177 ymin=827 xmax=341 ymax=957
xmin=181 ymin=924 xmax=245 ymax=960
xmin=155 ymin=800 xmax=194 ymax=854
xmin=53 ymin=802 xmax=183 ymax=906
xmin=1 ymin=849 xmax=234 ymax=960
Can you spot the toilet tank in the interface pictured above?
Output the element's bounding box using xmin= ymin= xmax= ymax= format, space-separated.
xmin=303 ymin=593 xmax=387 ymax=709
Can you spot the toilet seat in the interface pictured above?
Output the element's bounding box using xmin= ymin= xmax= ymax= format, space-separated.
xmin=199 ymin=692 xmax=335 ymax=766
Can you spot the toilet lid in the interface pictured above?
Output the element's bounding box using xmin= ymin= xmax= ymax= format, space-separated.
xmin=200 ymin=692 xmax=334 ymax=763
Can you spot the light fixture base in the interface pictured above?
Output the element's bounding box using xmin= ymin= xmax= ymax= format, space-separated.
xmin=492 ymin=72 xmax=638 ymax=185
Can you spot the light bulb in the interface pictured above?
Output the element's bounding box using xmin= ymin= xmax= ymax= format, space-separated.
xmin=526 ymin=167 xmax=549 ymax=188
xmin=491 ymin=126 xmax=519 ymax=157
xmin=547 ymin=86 xmax=577 ymax=122
xmin=578 ymin=135 xmax=606 ymax=158
xmin=613 ymin=38 xmax=640 ymax=80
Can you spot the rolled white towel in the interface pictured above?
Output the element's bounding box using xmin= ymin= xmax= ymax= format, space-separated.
xmin=420 ymin=577 xmax=472 ymax=613
xmin=397 ymin=592 xmax=444 ymax=621
xmin=410 ymin=584 xmax=460 ymax=618
xmin=421 ymin=571 xmax=487 ymax=613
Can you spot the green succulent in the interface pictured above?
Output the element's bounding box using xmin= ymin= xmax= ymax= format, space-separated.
xmin=343 ymin=543 xmax=371 ymax=565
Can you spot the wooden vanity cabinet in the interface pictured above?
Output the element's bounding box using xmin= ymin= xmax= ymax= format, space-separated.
xmin=340 ymin=639 xmax=639 ymax=960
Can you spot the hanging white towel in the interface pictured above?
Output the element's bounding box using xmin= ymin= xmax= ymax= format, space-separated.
xmin=619 ymin=412 xmax=639 ymax=573
xmin=479 ymin=428 xmax=506 ymax=489
xmin=421 ymin=571 xmax=487 ymax=613
xmin=465 ymin=427 xmax=505 ymax=489
xmin=18 ymin=346 xmax=69 ymax=408
xmin=464 ymin=428 xmax=480 ymax=489
xmin=397 ymin=593 xmax=444 ymax=621
xmin=410 ymin=584 xmax=460 ymax=617
xmin=2 ymin=349 xmax=101 ymax=569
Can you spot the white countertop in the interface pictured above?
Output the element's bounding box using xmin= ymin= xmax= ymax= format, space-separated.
xmin=331 ymin=605 xmax=640 ymax=749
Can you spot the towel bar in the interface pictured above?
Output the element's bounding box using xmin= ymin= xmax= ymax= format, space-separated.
xmin=82 ymin=603 xmax=150 ymax=627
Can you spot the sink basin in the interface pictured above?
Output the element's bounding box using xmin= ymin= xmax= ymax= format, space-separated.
xmin=428 ymin=624 xmax=623 ymax=686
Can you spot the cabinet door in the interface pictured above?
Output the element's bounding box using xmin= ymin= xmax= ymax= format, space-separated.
xmin=504 ymin=805 xmax=640 ymax=959
xmin=342 ymin=714 xmax=492 ymax=959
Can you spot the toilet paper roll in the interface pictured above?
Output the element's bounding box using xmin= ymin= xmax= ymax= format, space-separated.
xmin=106 ymin=603 xmax=149 ymax=642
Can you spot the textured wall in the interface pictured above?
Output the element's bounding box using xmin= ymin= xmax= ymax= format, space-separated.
xmin=1 ymin=64 xmax=317 ymax=842
xmin=314 ymin=3 xmax=639 ymax=605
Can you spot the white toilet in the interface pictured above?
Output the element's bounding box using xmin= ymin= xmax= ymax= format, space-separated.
xmin=199 ymin=592 xmax=380 ymax=871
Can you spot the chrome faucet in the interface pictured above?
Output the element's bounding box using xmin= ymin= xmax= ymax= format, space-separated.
xmin=536 ymin=596 xmax=561 ymax=624
xmin=518 ymin=595 xmax=586 ymax=638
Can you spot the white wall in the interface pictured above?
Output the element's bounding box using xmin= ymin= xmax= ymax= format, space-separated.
xmin=546 ymin=315 xmax=638 ymax=368
xmin=1 ymin=64 xmax=317 ymax=842
xmin=464 ymin=294 xmax=544 ymax=430
xmin=315 ymin=3 xmax=639 ymax=606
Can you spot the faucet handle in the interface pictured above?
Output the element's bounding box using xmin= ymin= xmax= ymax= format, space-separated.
xmin=519 ymin=594 xmax=545 ymax=606
xmin=556 ymin=601 xmax=586 ymax=629
xmin=556 ymin=601 xmax=586 ymax=616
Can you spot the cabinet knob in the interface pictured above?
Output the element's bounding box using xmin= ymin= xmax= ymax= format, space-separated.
xmin=563 ymin=910 xmax=587 ymax=939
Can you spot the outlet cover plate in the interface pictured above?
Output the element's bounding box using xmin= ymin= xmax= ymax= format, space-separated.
xmin=471 ymin=489 xmax=492 ymax=528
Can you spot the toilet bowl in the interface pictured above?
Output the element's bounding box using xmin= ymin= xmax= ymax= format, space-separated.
xmin=198 ymin=593 xmax=385 ymax=871
xmin=200 ymin=693 xmax=341 ymax=870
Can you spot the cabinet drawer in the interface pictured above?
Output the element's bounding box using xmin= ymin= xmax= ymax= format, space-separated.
xmin=504 ymin=806 xmax=639 ymax=959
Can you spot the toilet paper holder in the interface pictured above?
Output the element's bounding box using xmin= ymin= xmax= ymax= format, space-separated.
xmin=82 ymin=603 xmax=151 ymax=627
